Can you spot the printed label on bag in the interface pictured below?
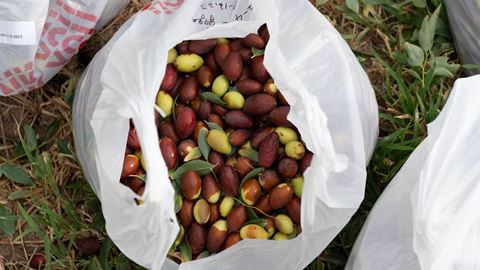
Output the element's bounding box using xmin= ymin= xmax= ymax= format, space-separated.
xmin=0 ymin=21 xmax=36 ymax=45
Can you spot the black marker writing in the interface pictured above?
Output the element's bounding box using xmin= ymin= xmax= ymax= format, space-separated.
xmin=235 ymin=4 xmax=254 ymax=21
xmin=201 ymin=1 xmax=236 ymax=10
xmin=192 ymin=14 xmax=216 ymax=26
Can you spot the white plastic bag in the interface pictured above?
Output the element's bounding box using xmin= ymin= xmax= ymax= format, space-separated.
xmin=445 ymin=1 xmax=480 ymax=75
xmin=346 ymin=75 xmax=480 ymax=270
xmin=73 ymin=0 xmax=378 ymax=269
xmin=0 ymin=0 xmax=129 ymax=96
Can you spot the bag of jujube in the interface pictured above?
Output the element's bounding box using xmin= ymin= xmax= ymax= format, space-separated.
xmin=346 ymin=75 xmax=480 ymax=270
xmin=73 ymin=0 xmax=379 ymax=269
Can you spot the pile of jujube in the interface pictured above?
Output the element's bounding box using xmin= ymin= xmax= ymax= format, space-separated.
xmin=120 ymin=25 xmax=312 ymax=261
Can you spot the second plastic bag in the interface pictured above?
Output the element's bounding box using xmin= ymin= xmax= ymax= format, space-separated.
xmin=73 ymin=0 xmax=378 ymax=269
xmin=0 ymin=0 xmax=129 ymax=96
xmin=445 ymin=1 xmax=480 ymax=75
xmin=346 ymin=75 xmax=480 ymax=270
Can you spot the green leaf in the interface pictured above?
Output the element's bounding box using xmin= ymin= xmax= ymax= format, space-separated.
xmin=33 ymin=152 xmax=47 ymax=180
xmin=434 ymin=56 xmax=460 ymax=74
xmin=14 ymin=143 xmax=25 ymax=158
xmin=373 ymin=50 xmax=413 ymax=109
xmin=99 ymin=237 xmax=113 ymax=270
xmin=62 ymin=77 xmax=77 ymax=105
xmin=196 ymin=250 xmax=212 ymax=260
xmin=200 ymin=92 xmax=227 ymax=106
xmin=346 ymin=0 xmax=360 ymax=13
xmin=115 ymin=254 xmax=131 ymax=270
xmin=316 ymin=0 xmax=328 ymax=6
xmin=412 ymin=0 xmax=426 ymax=8
xmin=287 ymin=225 xmax=298 ymax=239
xmin=35 ymin=152 xmax=45 ymax=175
xmin=433 ymin=67 xmax=454 ymax=78
xmin=0 ymin=205 xmax=16 ymax=236
xmin=22 ymin=124 xmax=37 ymax=151
xmin=17 ymin=204 xmax=46 ymax=239
xmin=228 ymin=85 xmax=238 ymax=92
xmin=43 ymin=120 xmax=59 ymax=142
xmin=406 ymin=69 xmax=421 ymax=80
xmin=244 ymin=218 xmax=267 ymax=227
xmin=8 ymin=190 xmax=30 ymax=200
xmin=205 ymin=121 xmax=224 ymax=132
xmin=18 ymin=127 xmax=36 ymax=164
xmin=238 ymin=147 xmax=259 ymax=163
xmin=404 ymin=42 xmax=424 ymax=67
xmin=88 ymin=256 xmax=102 ymax=270
xmin=170 ymin=160 xmax=214 ymax=180
xmin=418 ymin=5 xmax=441 ymax=52
xmin=179 ymin=241 xmax=192 ymax=262
xmin=198 ymin=127 xmax=211 ymax=160
xmin=57 ymin=139 xmax=71 ymax=154
xmin=86 ymin=198 xmax=102 ymax=212
xmin=246 ymin=207 xmax=259 ymax=220
xmin=461 ymin=64 xmax=480 ymax=70
xmin=240 ymin=168 xmax=264 ymax=188
xmin=418 ymin=16 xmax=432 ymax=52
xmin=0 ymin=163 xmax=34 ymax=185
xmin=174 ymin=194 xmax=183 ymax=214
xmin=90 ymin=213 xmax=106 ymax=230
xmin=171 ymin=179 xmax=182 ymax=194
xmin=226 ymin=146 xmax=237 ymax=157
xmin=172 ymin=96 xmax=178 ymax=123
xmin=184 ymin=147 xmax=202 ymax=162
xmin=251 ymin=47 xmax=265 ymax=57
xmin=130 ymin=174 xmax=146 ymax=182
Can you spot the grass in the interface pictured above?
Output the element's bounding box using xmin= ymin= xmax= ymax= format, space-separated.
xmin=0 ymin=0 xmax=464 ymax=269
